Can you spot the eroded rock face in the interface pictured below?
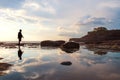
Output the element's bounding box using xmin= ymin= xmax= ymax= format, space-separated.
xmin=70 ymin=30 xmax=120 ymax=44
xmin=40 ymin=40 xmax=65 ymax=47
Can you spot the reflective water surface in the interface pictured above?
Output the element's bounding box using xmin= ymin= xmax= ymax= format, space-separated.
xmin=0 ymin=46 xmax=120 ymax=80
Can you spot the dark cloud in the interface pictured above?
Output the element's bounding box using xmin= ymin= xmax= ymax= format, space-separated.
xmin=0 ymin=0 xmax=25 ymax=9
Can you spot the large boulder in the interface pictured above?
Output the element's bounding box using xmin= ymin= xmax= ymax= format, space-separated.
xmin=40 ymin=40 xmax=65 ymax=47
xmin=61 ymin=42 xmax=80 ymax=53
xmin=61 ymin=42 xmax=80 ymax=49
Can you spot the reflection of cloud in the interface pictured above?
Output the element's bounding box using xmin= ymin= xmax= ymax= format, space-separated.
xmin=79 ymin=55 xmax=108 ymax=67
xmin=24 ymin=72 xmax=40 ymax=79
xmin=1 ymin=47 xmax=120 ymax=80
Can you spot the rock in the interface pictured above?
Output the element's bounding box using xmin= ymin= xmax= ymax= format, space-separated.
xmin=61 ymin=42 xmax=80 ymax=49
xmin=40 ymin=40 xmax=65 ymax=47
xmin=61 ymin=61 xmax=72 ymax=66
xmin=61 ymin=42 xmax=80 ymax=53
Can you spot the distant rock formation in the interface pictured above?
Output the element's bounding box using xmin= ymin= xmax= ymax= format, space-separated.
xmin=70 ymin=27 xmax=120 ymax=44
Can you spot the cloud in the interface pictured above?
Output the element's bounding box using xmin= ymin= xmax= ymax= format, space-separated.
xmin=0 ymin=0 xmax=25 ymax=9
xmin=0 ymin=8 xmax=49 ymax=24
xmin=23 ymin=2 xmax=40 ymax=11
xmin=78 ymin=16 xmax=111 ymax=26
xmin=0 ymin=0 xmax=57 ymax=23
xmin=22 ymin=0 xmax=56 ymax=19
xmin=97 ymin=1 xmax=120 ymax=29
xmin=99 ymin=0 xmax=120 ymax=8
xmin=57 ymin=15 xmax=112 ymax=38
xmin=58 ymin=0 xmax=120 ymax=38
xmin=57 ymin=25 xmax=83 ymax=38
xmin=23 ymin=1 xmax=56 ymax=14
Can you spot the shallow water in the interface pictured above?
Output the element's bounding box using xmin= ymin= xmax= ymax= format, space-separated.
xmin=0 ymin=46 xmax=120 ymax=80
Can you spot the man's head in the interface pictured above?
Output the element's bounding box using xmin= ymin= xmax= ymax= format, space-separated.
xmin=19 ymin=29 xmax=22 ymax=32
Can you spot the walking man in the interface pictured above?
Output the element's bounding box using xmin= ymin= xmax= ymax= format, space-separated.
xmin=18 ymin=29 xmax=23 ymax=45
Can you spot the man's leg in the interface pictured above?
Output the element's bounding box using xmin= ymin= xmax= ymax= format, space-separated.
xmin=18 ymin=39 xmax=21 ymax=45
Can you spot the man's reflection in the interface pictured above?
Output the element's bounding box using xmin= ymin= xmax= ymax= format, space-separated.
xmin=18 ymin=46 xmax=23 ymax=60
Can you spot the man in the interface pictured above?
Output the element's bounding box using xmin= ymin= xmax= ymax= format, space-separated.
xmin=18 ymin=29 xmax=23 ymax=45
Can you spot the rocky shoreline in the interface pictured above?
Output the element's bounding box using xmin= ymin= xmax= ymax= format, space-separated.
xmin=85 ymin=43 xmax=120 ymax=51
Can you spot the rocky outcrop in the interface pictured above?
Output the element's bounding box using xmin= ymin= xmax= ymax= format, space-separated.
xmin=61 ymin=42 xmax=80 ymax=49
xmin=60 ymin=42 xmax=80 ymax=53
xmin=70 ymin=29 xmax=120 ymax=44
xmin=40 ymin=40 xmax=65 ymax=47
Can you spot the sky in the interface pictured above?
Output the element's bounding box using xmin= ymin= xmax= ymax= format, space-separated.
xmin=0 ymin=0 xmax=120 ymax=41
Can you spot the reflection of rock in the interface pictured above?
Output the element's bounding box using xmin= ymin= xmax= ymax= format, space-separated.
xmin=40 ymin=40 xmax=65 ymax=47
xmin=94 ymin=50 xmax=107 ymax=55
xmin=28 ymin=46 xmax=38 ymax=48
xmin=61 ymin=48 xmax=79 ymax=53
xmin=5 ymin=46 xmax=17 ymax=49
xmin=87 ymin=47 xmax=108 ymax=55
xmin=0 ymin=58 xmax=3 ymax=60
xmin=61 ymin=61 xmax=72 ymax=66
xmin=17 ymin=43 xmax=24 ymax=46
xmin=0 ymin=58 xmax=12 ymax=75
xmin=61 ymin=42 xmax=80 ymax=53
xmin=0 ymin=63 xmax=12 ymax=71
xmin=0 ymin=63 xmax=12 ymax=76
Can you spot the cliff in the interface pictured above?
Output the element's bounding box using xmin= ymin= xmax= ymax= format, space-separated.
xmin=70 ymin=29 xmax=120 ymax=44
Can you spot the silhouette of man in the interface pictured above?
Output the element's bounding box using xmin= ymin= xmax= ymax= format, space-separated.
xmin=18 ymin=47 xmax=23 ymax=60
xmin=18 ymin=29 xmax=23 ymax=45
